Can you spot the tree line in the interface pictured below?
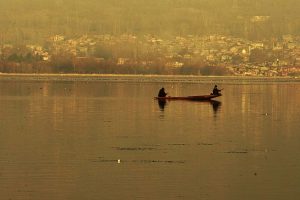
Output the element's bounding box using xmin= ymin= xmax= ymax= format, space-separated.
xmin=0 ymin=57 xmax=230 ymax=75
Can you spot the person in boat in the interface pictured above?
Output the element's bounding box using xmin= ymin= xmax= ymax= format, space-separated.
xmin=158 ymin=87 xmax=167 ymax=97
xmin=212 ymin=85 xmax=222 ymax=95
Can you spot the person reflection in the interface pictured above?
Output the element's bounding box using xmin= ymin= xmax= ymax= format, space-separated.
xmin=158 ymin=99 xmax=167 ymax=111
xmin=210 ymin=100 xmax=221 ymax=114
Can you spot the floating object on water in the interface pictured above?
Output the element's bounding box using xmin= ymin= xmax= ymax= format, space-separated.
xmin=117 ymin=159 xmax=121 ymax=164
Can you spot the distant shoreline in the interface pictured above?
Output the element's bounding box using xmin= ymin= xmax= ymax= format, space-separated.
xmin=0 ymin=73 xmax=299 ymax=83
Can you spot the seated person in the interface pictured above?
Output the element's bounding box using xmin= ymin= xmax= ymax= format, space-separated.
xmin=212 ymin=85 xmax=221 ymax=95
xmin=158 ymin=87 xmax=167 ymax=97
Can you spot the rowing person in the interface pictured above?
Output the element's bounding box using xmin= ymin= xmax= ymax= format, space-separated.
xmin=211 ymin=85 xmax=222 ymax=95
xmin=158 ymin=87 xmax=167 ymax=97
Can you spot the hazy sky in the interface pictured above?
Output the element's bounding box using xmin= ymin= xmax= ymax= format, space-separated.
xmin=0 ymin=0 xmax=299 ymax=43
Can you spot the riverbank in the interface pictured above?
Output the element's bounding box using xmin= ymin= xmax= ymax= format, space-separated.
xmin=0 ymin=73 xmax=299 ymax=83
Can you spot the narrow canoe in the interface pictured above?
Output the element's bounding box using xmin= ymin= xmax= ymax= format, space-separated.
xmin=155 ymin=94 xmax=221 ymax=101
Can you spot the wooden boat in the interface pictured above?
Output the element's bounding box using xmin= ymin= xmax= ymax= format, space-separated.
xmin=155 ymin=94 xmax=221 ymax=101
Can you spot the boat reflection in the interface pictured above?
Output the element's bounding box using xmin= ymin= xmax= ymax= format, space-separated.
xmin=157 ymin=99 xmax=221 ymax=113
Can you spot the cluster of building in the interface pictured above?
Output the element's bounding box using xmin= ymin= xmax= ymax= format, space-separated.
xmin=143 ymin=34 xmax=300 ymax=76
xmin=1 ymin=33 xmax=300 ymax=76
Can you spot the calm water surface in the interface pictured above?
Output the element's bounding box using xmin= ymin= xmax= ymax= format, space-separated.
xmin=0 ymin=77 xmax=300 ymax=200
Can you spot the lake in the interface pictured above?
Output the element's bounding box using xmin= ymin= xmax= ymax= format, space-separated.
xmin=0 ymin=76 xmax=300 ymax=200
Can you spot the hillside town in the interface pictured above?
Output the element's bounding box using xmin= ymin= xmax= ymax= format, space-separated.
xmin=1 ymin=34 xmax=300 ymax=76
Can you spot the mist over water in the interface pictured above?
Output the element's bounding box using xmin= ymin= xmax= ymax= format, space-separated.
xmin=0 ymin=77 xmax=299 ymax=200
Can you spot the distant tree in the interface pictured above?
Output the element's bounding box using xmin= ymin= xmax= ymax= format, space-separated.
xmin=51 ymin=54 xmax=74 ymax=73
xmin=25 ymin=53 xmax=32 ymax=61
xmin=93 ymin=45 xmax=113 ymax=60
xmin=199 ymin=65 xmax=229 ymax=76
xmin=232 ymin=54 xmax=244 ymax=64
xmin=7 ymin=53 xmax=21 ymax=62
xmin=249 ymin=49 xmax=267 ymax=63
